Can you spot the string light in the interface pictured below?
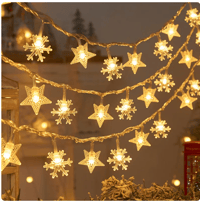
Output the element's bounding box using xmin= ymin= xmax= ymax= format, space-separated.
xmin=1 ymin=138 xmax=21 ymax=171
xmin=178 ymin=91 xmax=197 ymax=110
xmin=161 ymin=24 xmax=180 ymax=41
xmin=178 ymin=49 xmax=197 ymax=69
xmin=137 ymin=86 xmax=159 ymax=108
xmin=172 ymin=179 xmax=181 ymax=186
xmin=26 ymin=176 xmax=33 ymax=183
xmin=185 ymin=8 xmax=200 ymax=27
xmin=20 ymin=76 xmax=52 ymax=115
xmin=107 ymin=137 xmax=132 ymax=171
xmin=41 ymin=122 xmax=48 ymax=129
xmin=78 ymin=142 xmax=104 ymax=173
xmin=123 ymin=51 xmax=146 ymax=74
xmin=51 ymin=87 xmax=77 ymax=124
xmin=183 ymin=136 xmax=191 ymax=142
xmin=70 ymin=42 xmax=96 ymax=68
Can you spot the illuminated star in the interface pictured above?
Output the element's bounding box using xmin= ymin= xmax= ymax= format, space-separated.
xmin=129 ymin=130 xmax=151 ymax=151
xmin=20 ymin=85 xmax=52 ymax=115
xmin=150 ymin=120 xmax=171 ymax=138
xmin=178 ymin=50 xmax=197 ymax=69
xmin=1 ymin=138 xmax=21 ymax=171
xmin=162 ymin=24 xmax=180 ymax=41
xmin=137 ymin=87 xmax=159 ymax=108
xmin=124 ymin=52 xmax=146 ymax=74
xmin=78 ymin=150 xmax=104 ymax=173
xmin=70 ymin=43 xmax=96 ymax=68
xmin=178 ymin=91 xmax=197 ymax=110
xmin=88 ymin=104 xmax=113 ymax=128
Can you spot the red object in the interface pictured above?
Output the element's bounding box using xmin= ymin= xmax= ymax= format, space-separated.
xmin=183 ymin=141 xmax=200 ymax=195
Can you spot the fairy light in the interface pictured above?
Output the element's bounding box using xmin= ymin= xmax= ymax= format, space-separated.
xmin=41 ymin=122 xmax=48 ymax=129
xmin=183 ymin=136 xmax=191 ymax=142
xmin=26 ymin=176 xmax=33 ymax=183
xmin=25 ymin=31 xmax=32 ymax=39
xmin=173 ymin=179 xmax=180 ymax=186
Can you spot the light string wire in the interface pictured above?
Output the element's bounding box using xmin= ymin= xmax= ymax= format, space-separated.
xmin=1 ymin=26 xmax=195 ymax=98
xmin=1 ymin=59 xmax=199 ymax=144
xmin=16 ymin=2 xmax=187 ymax=48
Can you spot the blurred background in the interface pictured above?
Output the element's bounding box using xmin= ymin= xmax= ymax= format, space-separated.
xmin=1 ymin=2 xmax=200 ymax=200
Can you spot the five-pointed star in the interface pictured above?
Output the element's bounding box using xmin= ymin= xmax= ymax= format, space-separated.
xmin=124 ymin=52 xmax=146 ymax=74
xmin=178 ymin=91 xmax=197 ymax=110
xmin=137 ymin=87 xmax=159 ymax=108
xmin=88 ymin=104 xmax=113 ymax=128
xmin=1 ymin=138 xmax=21 ymax=171
xmin=162 ymin=24 xmax=181 ymax=41
xmin=129 ymin=130 xmax=151 ymax=151
xmin=70 ymin=43 xmax=96 ymax=68
xmin=78 ymin=150 xmax=105 ymax=173
xmin=20 ymin=85 xmax=52 ymax=115
xmin=178 ymin=50 xmax=197 ymax=69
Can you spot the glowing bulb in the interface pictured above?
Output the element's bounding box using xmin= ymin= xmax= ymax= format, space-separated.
xmin=146 ymin=94 xmax=152 ymax=100
xmin=41 ymin=122 xmax=48 ymax=129
xmin=162 ymin=78 xmax=167 ymax=85
xmin=32 ymin=95 xmax=40 ymax=103
xmin=138 ymin=138 xmax=143 ymax=144
xmin=184 ymin=136 xmax=191 ymax=142
xmin=157 ymin=125 xmax=164 ymax=131
xmin=25 ymin=31 xmax=31 ymax=38
xmin=60 ymin=104 xmax=69 ymax=112
xmin=192 ymin=84 xmax=199 ymax=90
xmin=159 ymin=45 xmax=165 ymax=51
xmin=3 ymin=149 xmax=12 ymax=159
xmin=116 ymin=154 xmax=122 ymax=161
xmin=132 ymin=58 xmax=138 ymax=66
xmin=169 ymin=29 xmax=174 ymax=35
xmin=122 ymin=104 xmax=130 ymax=111
xmin=109 ymin=63 xmax=116 ymax=70
xmin=79 ymin=52 xmax=86 ymax=59
xmin=185 ymin=56 xmax=190 ymax=62
xmin=185 ymin=98 xmax=190 ymax=104
xmin=173 ymin=179 xmax=180 ymax=186
xmin=53 ymin=153 xmax=62 ymax=165
xmin=98 ymin=112 xmax=104 ymax=119
xmin=26 ymin=176 xmax=33 ymax=183
xmin=190 ymin=12 xmax=197 ymax=18
xmin=88 ymin=158 xmax=95 ymax=165
xmin=34 ymin=37 xmax=43 ymax=48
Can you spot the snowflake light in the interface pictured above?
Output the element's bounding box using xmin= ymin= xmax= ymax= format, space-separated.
xmin=185 ymin=8 xmax=200 ymax=27
xmin=1 ymin=138 xmax=21 ymax=171
xmin=20 ymin=77 xmax=52 ymax=115
xmin=129 ymin=129 xmax=151 ymax=151
xmin=78 ymin=142 xmax=104 ymax=173
xmin=70 ymin=42 xmax=96 ymax=68
xmin=101 ymin=57 xmax=123 ymax=81
xmin=43 ymin=140 xmax=73 ymax=179
xmin=137 ymin=86 xmax=159 ymax=108
xmin=196 ymin=31 xmax=200 ymax=46
xmin=107 ymin=138 xmax=132 ymax=171
xmin=123 ymin=52 xmax=146 ymax=74
xmin=51 ymin=87 xmax=77 ymax=124
xmin=178 ymin=91 xmax=197 ymax=110
xmin=88 ymin=101 xmax=113 ymax=128
xmin=178 ymin=49 xmax=197 ymax=69
xmin=154 ymin=73 xmax=175 ymax=93
xmin=115 ymin=87 xmax=137 ymax=120
xmin=150 ymin=112 xmax=171 ymax=138
xmin=23 ymin=35 xmax=52 ymax=62
xmin=161 ymin=24 xmax=180 ymax=41
xmin=153 ymin=40 xmax=173 ymax=61
xmin=186 ymin=77 xmax=200 ymax=96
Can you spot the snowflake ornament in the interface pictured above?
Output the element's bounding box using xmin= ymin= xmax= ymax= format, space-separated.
xmin=185 ymin=8 xmax=200 ymax=27
xmin=43 ymin=150 xmax=73 ymax=179
xmin=178 ymin=91 xmax=197 ymax=110
xmin=115 ymin=98 xmax=137 ymax=120
xmin=153 ymin=40 xmax=173 ymax=61
xmin=154 ymin=73 xmax=175 ymax=93
xmin=178 ymin=50 xmax=197 ymax=69
xmin=186 ymin=79 xmax=200 ymax=96
xmin=150 ymin=120 xmax=171 ymax=139
xmin=161 ymin=24 xmax=180 ymax=41
xmin=51 ymin=99 xmax=77 ymax=125
xmin=123 ymin=52 xmax=146 ymax=74
xmin=101 ymin=57 xmax=123 ymax=81
xmin=196 ymin=31 xmax=200 ymax=46
xmin=23 ymin=35 xmax=52 ymax=62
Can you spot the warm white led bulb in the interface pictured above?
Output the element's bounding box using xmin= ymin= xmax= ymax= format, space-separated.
xmin=25 ymin=31 xmax=31 ymax=38
xmin=185 ymin=98 xmax=190 ymax=104
xmin=3 ymin=148 xmax=12 ymax=159
xmin=88 ymin=158 xmax=95 ymax=165
xmin=98 ymin=112 xmax=104 ymax=119
xmin=162 ymin=78 xmax=167 ymax=85
xmin=60 ymin=104 xmax=69 ymax=112
xmin=132 ymin=58 xmax=138 ymax=66
xmin=173 ymin=179 xmax=180 ymax=186
xmin=41 ymin=122 xmax=48 ymax=129
xmin=79 ymin=52 xmax=86 ymax=59
xmin=32 ymin=95 xmax=40 ymax=103
xmin=192 ymin=84 xmax=199 ymax=90
xmin=190 ymin=12 xmax=197 ymax=18
xmin=53 ymin=153 xmax=62 ymax=165
xmin=184 ymin=136 xmax=191 ymax=142
xmin=34 ymin=37 xmax=43 ymax=48
xmin=185 ymin=56 xmax=190 ymax=62
xmin=138 ymin=138 xmax=143 ymax=144
xmin=157 ymin=125 xmax=164 ymax=131
xmin=159 ymin=45 xmax=165 ymax=51
xmin=26 ymin=176 xmax=33 ymax=183
xmin=116 ymin=154 xmax=122 ymax=161
xmin=146 ymin=94 xmax=152 ymax=100
xmin=169 ymin=29 xmax=174 ymax=35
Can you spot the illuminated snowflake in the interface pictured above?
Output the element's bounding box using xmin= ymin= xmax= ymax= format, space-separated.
xmin=23 ymin=35 xmax=52 ymax=62
xmin=115 ymin=99 xmax=137 ymax=120
xmin=150 ymin=120 xmax=171 ymax=139
xmin=185 ymin=8 xmax=200 ymax=27
xmin=186 ymin=79 xmax=200 ymax=96
xmin=196 ymin=31 xmax=200 ymax=46
xmin=43 ymin=150 xmax=73 ymax=179
xmin=154 ymin=73 xmax=175 ymax=93
xmin=51 ymin=100 xmax=77 ymax=125
xmin=101 ymin=57 xmax=123 ymax=81
xmin=153 ymin=40 xmax=173 ymax=61
xmin=107 ymin=148 xmax=132 ymax=171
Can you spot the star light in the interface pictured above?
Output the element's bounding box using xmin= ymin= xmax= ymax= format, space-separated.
xmin=186 ymin=77 xmax=200 ymax=96
xmin=137 ymin=87 xmax=159 ymax=108
xmin=129 ymin=130 xmax=151 ymax=151
xmin=123 ymin=52 xmax=146 ymax=74
xmin=162 ymin=24 xmax=181 ymax=41
xmin=101 ymin=57 xmax=123 ymax=81
xmin=107 ymin=138 xmax=132 ymax=171
xmin=43 ymin=150 xmax=73 ymax=179
xmin=154 ymin=73 xmax=175 ymax=93
xmin=20 ymin=79 xmax=52 ymax=115
xmin=154 ymin=40 xmax=173 ymax=61
xmin=88 ymin=103 xmax=113 ymax=128
xmin=23 ymin=35 xmax=52 ymax=62
xmin=1 ymin=138 xmax=21 ymax=171
xmin=70 ymin=42 xmax=96 ymax=68
xmin=178 ymin=91 xmax=197 ymax=110
xmin=185 ymin=8 xmax=200 ymax=27
xmin=178 ymin=49 xmax=197 ymax=69
xmin=78 ymin=143 xmax=104 ymax=173
xmin=196 ymin=31 xmax=200 ymax=46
